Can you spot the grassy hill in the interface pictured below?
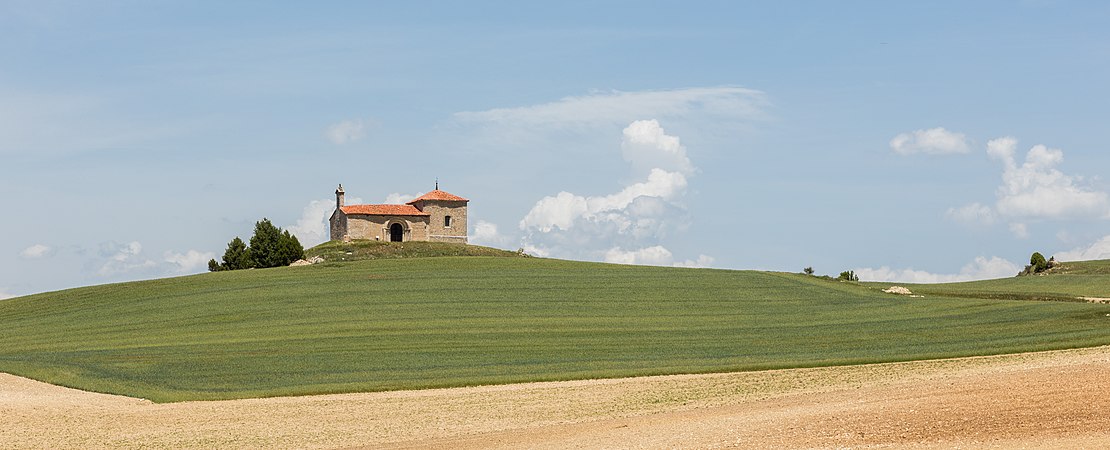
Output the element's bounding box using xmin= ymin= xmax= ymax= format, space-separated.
xmin=864 ymin=259 xmax=1110 ymax=302
xmin=1 ymin=246 xmax=1108 ymax=402
xmin=305 ymin=239 xmax=526 ymax=261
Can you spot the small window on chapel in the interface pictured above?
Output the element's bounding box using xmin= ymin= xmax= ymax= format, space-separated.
xmin=444 ymin=215 xmax=452 ymax=228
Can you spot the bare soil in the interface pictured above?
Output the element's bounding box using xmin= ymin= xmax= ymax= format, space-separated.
xmin=3 ymin=346 xmax=1109 ymax=449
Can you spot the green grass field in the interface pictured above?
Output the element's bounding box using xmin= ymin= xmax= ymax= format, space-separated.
xmin=1 ymin=247 xmax=1108 ymax=402
xmin=864 ymin=259 xmax=1110 ymax=301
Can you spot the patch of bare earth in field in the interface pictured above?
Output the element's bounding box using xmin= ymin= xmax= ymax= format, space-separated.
xmin=3 ymin=346 xmax=1109 ymax=449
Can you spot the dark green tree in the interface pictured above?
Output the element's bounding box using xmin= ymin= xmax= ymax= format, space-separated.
xmin=1030 ymin=252 xmax=1048 ymax=273
xmin=276 ymin=230 xmax=305 ymax=265
xmin=211 ymin=219 xmax=304 ymax=272
xmin=222 ymin=236 xmax=253 ymax=270
xmin=803 ymin=266 xmax=815 ymax=276
xmin=838 ymin=270 xmax=859 ymax=282
xmin=248 ymin=218 xmax=285 ymax=268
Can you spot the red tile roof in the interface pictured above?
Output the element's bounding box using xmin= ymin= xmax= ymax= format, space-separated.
xmin=407 ymin=189 xmax=469 ymax=204
xmin=340 ymin=204 xmax=429 ymax=216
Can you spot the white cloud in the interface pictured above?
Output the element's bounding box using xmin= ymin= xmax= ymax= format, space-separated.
xmin=287 ymin=196 xmax=363 ymax=248
xmin=384 ymin=192 xmax=421 ymax=204
xmin=520 ymin=122 xmax=691 ymax=234
xmin=621 ymin=119 xmax=695 ymax=176
xmin=945 ymin=203 xmax=995 ymax=225
xmin=947 ymin=137 xmax=1110 ymax=235
xmin=519 ymin=191 xmax=590 ymax=233
xmin=856 ymin=256 xmax=1021 ymax=283
xmin=890 ymin=127 xmax=970 ymax=155
xmin=1056 ymin=235 xmax=1110 ymax=262
xmin=520 ymin=168 xmax=688 ymax=236
xmin=454 ymin=86 xmax=766 ymax=130
xmin=604 ymin=246 xmax=675 ymax=266
xmin=324 ymin=119 xmax=368 ymax=145
xmin=164 ymin=250 xmax=216 ymax=273
xmin=470 ymin=220 xmax=514 ymax=249
xmin=287 ymin=199 xmax=337 ymax=247
xmin=986 ymin=136 xmax=1017 ymax=162
xmin=673 ymin=255 xmax=716 ymax=268
xmin=0 ymin=289 xmax=15 ymax=300
xmin=97 ymin=241 xmax=157 ymax=277
xmin=19 ymin=244 xmax=52 ymax=259
xmin=604 ymin=246 xmax=715 ymax=268
xmin=989 ymin=139 xmax=1109 ymax=219
xmin=520 ymin=120 xmax=708 ymax=266
xmin=520 ymin=243 xmax=551 ymax=258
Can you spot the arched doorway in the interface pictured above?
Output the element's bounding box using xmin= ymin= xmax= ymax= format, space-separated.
xmin=389 ymin=223 xmax=404 ymax=242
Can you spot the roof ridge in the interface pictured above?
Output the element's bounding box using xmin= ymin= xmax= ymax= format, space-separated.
xmin=407 ymin=189 xmax=469 ymax=204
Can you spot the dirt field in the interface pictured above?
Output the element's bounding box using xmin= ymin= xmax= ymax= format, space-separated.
xmin=3 ymin=346 xmax=1109 ymax=449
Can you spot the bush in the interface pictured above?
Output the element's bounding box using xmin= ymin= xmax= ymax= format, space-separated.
xmin=208 ymin=219 xmax=303 ymax=272
xmin=838 ymin=270 xmax=859 ymax=282
xmin=803 ymin=267 xmax=815 ymax=276
xmin=208 ymin=236 xmax=252 ymax=272
xmin=248 ymin=219 xmax=304 ymax=268
xmin=1030 ymin=252 xmax=1048 ymax=273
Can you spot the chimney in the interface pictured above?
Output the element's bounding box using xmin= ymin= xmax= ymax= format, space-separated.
xmin=335 ymin=184 xmax=345 ymax=209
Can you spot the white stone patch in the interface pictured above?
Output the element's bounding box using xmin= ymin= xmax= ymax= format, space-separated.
xmin=882 ymin=286 xmax=913 ymax=295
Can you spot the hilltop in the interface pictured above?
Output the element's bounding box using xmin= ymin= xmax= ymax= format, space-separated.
xmin=304 ymin=239 xmax=526 ymax=262
xmin=0 ymin=245 xmax=1108 ymax=402
xmin=864 ymin=259 xmax=1110 ymax=303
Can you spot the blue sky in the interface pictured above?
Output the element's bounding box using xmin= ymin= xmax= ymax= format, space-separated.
xmin=5 ymin=1 xmax=1110 ymax=298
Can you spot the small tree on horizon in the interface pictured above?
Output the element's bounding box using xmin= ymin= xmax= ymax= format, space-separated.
xmin=1030 ymin=252 xmax=1048 ymax=273
xmin=208 ymin=236 xmax=253 ymax=272
xmin=249 ymin=219 xmax=284 ymax=268
xmin=277 ymin=230 xmax=305 ymax=265
xmin=248 ymin=219 xmax=305 ymax=269
xmin=803 ymin=267 xmax=815 ymax=276
xmin=208 ymin=219 xmax=304 ymax=272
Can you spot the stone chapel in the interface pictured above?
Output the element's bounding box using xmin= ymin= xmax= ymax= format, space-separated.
xmin=329 ymin=183 xmax=468 ymax=243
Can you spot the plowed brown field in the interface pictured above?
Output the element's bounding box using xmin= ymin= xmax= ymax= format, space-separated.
xmin=3 ymin=346 xmax=1109 ymax=449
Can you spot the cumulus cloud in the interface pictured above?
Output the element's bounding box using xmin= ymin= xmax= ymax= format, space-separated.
xmin=470 ymin=220 xmax=514 ymax=248
xmin=96 ymin=241 xmax=157 ymax=277
xmin=520 ymin=120 xmax=691 ymax=237
xmin=1055 ymin=235 xmax=1110 ymax=262
xmin=520 ymin=120 xmax=709 ymax=266
xmin=164 ymin=250 xmax=215 ymax=273
xmin=520 ymin=169 xmax=688 ymax=234
xmin=856 ymin=256 xmax=1021 ymax=283
xmin=604 ymin=246 xmax=715 ymax=268
xmin=890 ymin=127 xmax=970 ymax=155
xmin=988 ymin=138 xmax=1109 ymax=219
xmin=621 ymin=119 xmax=695 ymax=176
xmin=287 ymin=199 xmax=337 ymax=247
xmin=287 ymin=196 xmax=363 ymax=247
xmin=520 ymin=192 xmax=588 ymax=233
xmin=19 ymin=244 xmax=52 ymax=259
xmin=520 ymin=243 xmax=551 ymax=258
xmin=324 ymin=119 xmax=369 ymax=145
xmin=454 ymin=86 xmax=766 ymax=130
xmin=673 ymin=255 xmax=716 ymax=268
xmin=948 ymin=137 xmax=1110 ymax=236
xmin=384 ymin=192 xmax=420 ymax=204
xmin=604 ymin=246 xmax=675 ymax=266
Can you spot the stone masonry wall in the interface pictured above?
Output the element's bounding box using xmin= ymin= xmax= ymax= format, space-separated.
xmin=329 ymin=211 xmax=348 ymax=241
xmin=413 ymin=200 xmax=468 ymax=243
xmin=345 ymin=215 xmax=430 ymax=242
